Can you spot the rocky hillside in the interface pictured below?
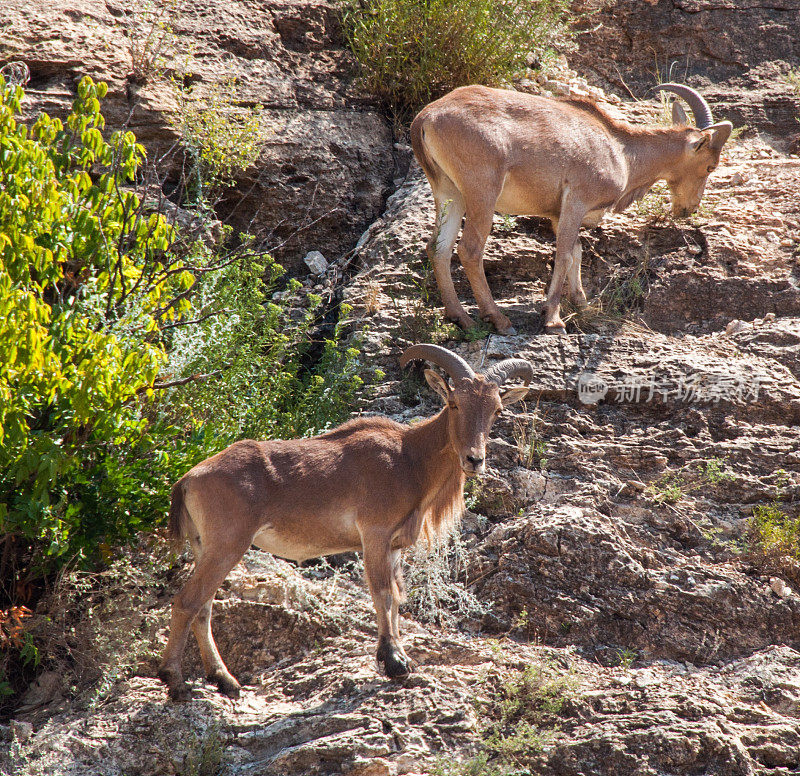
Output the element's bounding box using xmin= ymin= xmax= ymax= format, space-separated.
xmin=571 ymin=0 xmax=800 ymax=144
xmin=1 ymin=0 xmax=396 ymax=270
xmin=2 ymin=0 xmax=800 ymax=774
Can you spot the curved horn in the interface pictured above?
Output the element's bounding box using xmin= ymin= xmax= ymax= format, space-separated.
xmin=653 ymin=83 xmax=714 ymax=130
xmin=483 ymin=358 xmax=534 ymax=386
xmin=399 ymin=344 xmax=474 ymax=381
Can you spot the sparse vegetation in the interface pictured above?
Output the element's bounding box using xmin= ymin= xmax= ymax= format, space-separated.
xmin=31 ymin=546 xmax=174 ymax=711
xmin=615 ymin=647 xmax=637 ymax=670
xmin=342 ymin=0 xmax=574 ymax=118
xmin=462 ymin=320 xmax=493 ymax=342
xmin=747 ymin=503 xmax=800 ymax=583
xmin=513 ymin=411 xmax=548 ymax=470
xmin=169 ymin=74 xmax=267 ymax=209
xmin=394 ymin=256 xmax=460 ymax=344
xmin=483 ymin=660 xmax=575 ymax=753
xmin=179 ymin=724 xmax=226 ymax=776
xmin=702 ymin=457 xmax=735 ymax=486
xmin=647 ymin=474 xmax=685 ymax=505
xmin=647 ymin=458 xmax=736 ymax=505
xmin=439 ymin=658 xmax=576 ymax=774
xmin=635 ymin=180 xmax=671 ymax=220
xmin=495 ymin=214 xmax=518 ymax=234
xmin=464 ymin=477 xmax=484 ymax=512
xmin=404 ymin=531 xmax=489 ymax=628
xmin=125 ymin=0 xmax=182 ymax=84
xmin=564 ymin=251 xmax=652 ymax=334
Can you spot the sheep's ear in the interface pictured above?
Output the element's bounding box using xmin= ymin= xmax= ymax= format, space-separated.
xmin=500 ymin=385 xmax=530 ymax=407
xmin=424 ymin=369 xmax=451 ymax=402
xmin=671 ymin=100 xmax=688 ymax=126
xmin=708 ymin=120 xmax=732 ymax=150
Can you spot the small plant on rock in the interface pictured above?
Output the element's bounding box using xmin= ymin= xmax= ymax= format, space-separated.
xmin=169 ymin=74 xmax=266 ymax=209
xmin=495 ymin=214 xmax=518 ymax=234
xmin=647 ymin=474 xmax=684 ymax=505
xmin=513 ymin=412 xmax=548 ymax=470
xmin=747 ymin=503 xmax=800 ymax=584
xmin=479 ymin=659 xmax=576 ymax=769
xmin=615 ymin=647 xmax=637 ymax=670
xmin=434 ymin=657 xmax=575 ymax=774
xmin=702 ymin=457 xmax=734 ymax=486
xmin=179 ymin=724 xmax=225 ymax=776
xmin=125 ymin=0 xmax=182 ymax=84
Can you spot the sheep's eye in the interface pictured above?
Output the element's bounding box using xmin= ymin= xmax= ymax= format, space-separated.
xmin=707 ymin=165 xmax=716 ymax=173
xmin=449 ymin=402 xmax=458 ymax=410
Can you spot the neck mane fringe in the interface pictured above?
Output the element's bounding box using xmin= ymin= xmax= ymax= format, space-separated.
xmin=421 ymin=464 xmax=465 ymax=544
xmin=561 ymin=96 xmax=677 ymax=137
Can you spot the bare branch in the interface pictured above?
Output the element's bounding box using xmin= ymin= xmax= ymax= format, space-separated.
xmin=159 ymin=308 xmax=230 ymax=330
xmin=140 ymin=369 xmax=225 ymax=393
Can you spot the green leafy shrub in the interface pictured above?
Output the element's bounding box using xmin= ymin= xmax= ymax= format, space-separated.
xmin=169 ymin=75 xmax=265 ymax=208
xmin=747 ymin=503 xmax=800 ymax=583
xmin=0 ymin=74 xmax=198 ymax=586
xmin=0 ymin=75 xmax=366 ymax=604
xmin=342 ymin=0 xmax=573 ymax=118
xmin=163 ymin=247 xmax=365 ymax=442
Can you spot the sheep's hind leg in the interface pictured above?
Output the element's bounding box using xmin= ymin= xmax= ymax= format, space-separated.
xmin=544 ymin=196 xmax=585 ymax=334
xmin=428 ymin=193 xmax=473 ymax=330
xmin=566 ymin=241 xmax=588 ymax=309
xmin=459 ymin=204 xmax=515 ymax=335
xmin=192 ymin=597 xmax=241 ymax=697
xmin=158 ymin=537 xmax=250 ymax=701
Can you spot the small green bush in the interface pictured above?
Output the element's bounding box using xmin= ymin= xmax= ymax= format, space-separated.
xmin=169 ymin=75 xmax=266 ymax=208
xmin=0 ymin=74 xmax=195 ymax=585
xmin=748 ymin=503 xmax=800 ymax=582
xmin=441 ymin=659 xmax=575 ymax=774
xmin=0 ymin=75 xmax=366 ymax=603
xmin=481 ymin=661 xmax=574 ymax=763
xmin=342 ymin=0 xmax=573 ymax=118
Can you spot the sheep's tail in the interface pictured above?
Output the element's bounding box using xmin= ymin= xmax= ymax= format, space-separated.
xmin=410 ymin=111 xmax=440 ymax=188
xmin=167 ymin=481 xmax=186 ymax=542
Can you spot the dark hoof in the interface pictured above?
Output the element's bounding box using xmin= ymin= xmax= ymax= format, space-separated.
xmin=455 ymin=316 xmax=478 ymax=331
xmin=384 ymin=655 xmax=412 ymax=679
xmin=159 ymin=667 xmax=192 ymax=702
xmin=211 ymin=671 xmax=241 ymax=698
xmin=169 ymin=683 xmax=193 ymax=702
xmin=377 ymin=638 xmax=412 ymax=679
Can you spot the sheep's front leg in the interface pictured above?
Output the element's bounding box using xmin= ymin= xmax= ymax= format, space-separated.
xmin=362 ymin=533 xmax=412 ymax=678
